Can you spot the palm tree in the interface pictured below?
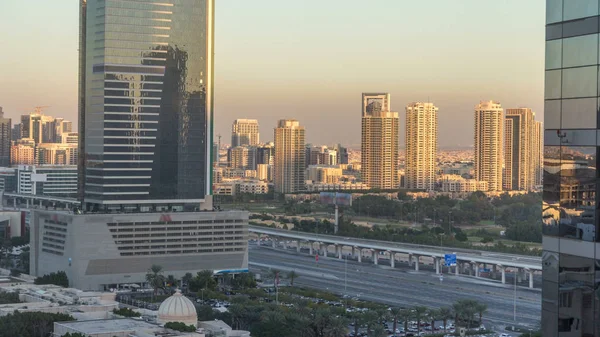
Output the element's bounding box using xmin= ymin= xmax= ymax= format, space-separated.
xmin=389 ymin=307 xmax=403 ymax=335
xmin=166 ymin=274 xmax=177 ymax=288
xmin=324 ymin=316 xmax=348 ymax=337
xmin=438 ymin=307 xmax=453 ymax=333
xmin=427 ymin=308 xmax=439 ymax=332
xmin=452 ymin=301 xmax=464 ymax=327
xmin=371 ymin=324 xmax=387 ymax=337
xmin=145 ymin=264 xmax=165 ymax=301
xmin=399 ymin=308 xmax=413 ymax=334
xmin=475 ymin=302 xmax=488 ymax=326
xmin=413 ymin=306 xmax=428 ymax=335
xmin=288 ymin=270 xmax=298 ymax=286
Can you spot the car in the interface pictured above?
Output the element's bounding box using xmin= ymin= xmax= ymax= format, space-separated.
xmin=499 ymin=334 xmax=511 ymax=337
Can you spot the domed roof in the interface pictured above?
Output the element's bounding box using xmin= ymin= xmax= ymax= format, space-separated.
xmin=157 ymin=289 xmax=198 ymax=327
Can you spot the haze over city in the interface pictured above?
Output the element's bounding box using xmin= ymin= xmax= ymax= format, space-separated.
xmin=0 ymin=0 xmax=545 ymax=147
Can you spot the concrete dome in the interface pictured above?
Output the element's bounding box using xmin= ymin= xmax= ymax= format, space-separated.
xmin=157 ymin=289 xmax=198 ymax=327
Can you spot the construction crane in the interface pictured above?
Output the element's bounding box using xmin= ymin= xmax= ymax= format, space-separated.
xmin=33 ymin=106 xmax=51 ymax=115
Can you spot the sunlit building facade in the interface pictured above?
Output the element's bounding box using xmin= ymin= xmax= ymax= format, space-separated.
xmin=405 ymin=102 xmax=438 ymax=190
xmin=274 ymin=119 xmax=305 ymax=193
xmin=361 ymin=93 xmax=399 ymax=189
xmin=231 ymin=119 xmax=260 ymax=147
xmin=503 ymin=108 xmax=536 ymax=191
xmin=474 ymin=100 xmax=503 ymax=191
xmin=542 ymin=1 xmax=600 ymax=335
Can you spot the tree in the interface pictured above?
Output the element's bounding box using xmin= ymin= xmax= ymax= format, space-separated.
xmin=0 ymin=311 xmax=75 ymax=337
xmin=475 ymin=302 xmax=488 ymax=326
xmin=324 ymin=316 xmax=348 ymax=337
xmin=413 ymin=306 xmax=428 ymax=335
xmin=231 ymin=272 xmax=257 ymax=289
xmin=389 ymin=307 xmax=402 ymax=335
xmin=164 ymin=321 xmax=196 ymax=332
xmin=145 ymin=264 xmax=166 ymax=299
xmin=371 ymin=324 xmax=387 ymax=337
xmin=34 ymin=271 xmax=69 ymax=287
xmin=113 ymin=308 xmax=141 ymax=318
xmin=166 ymin=274 xmax=177 ymax=288
xmin=399 ymin=308 xmax=413 ymax=334
xmin=182 ymin=272 xmax=193 ymax=287
xmin=438 ymin=307 xmax=453 ymax=333
xmin=288 ymin=270 xmax=298 ymax=287
xmin=427 ymin=308 xmax=439 ymax=333
xmin=189 ymin=270 xmax=217 ymax=292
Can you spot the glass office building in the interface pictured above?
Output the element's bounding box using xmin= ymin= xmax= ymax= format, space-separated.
xmin=543 ymin=0 xmax=600 ymax=335
xmin=79 ymin=0 xmax=214 ymax=212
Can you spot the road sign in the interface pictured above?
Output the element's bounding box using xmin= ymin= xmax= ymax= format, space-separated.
xmin=444 ymin=254 xmax=457 ymax=266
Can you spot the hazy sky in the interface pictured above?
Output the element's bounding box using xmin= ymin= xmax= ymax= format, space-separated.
xmin=0 ymin=1 xmax=544 ymax=148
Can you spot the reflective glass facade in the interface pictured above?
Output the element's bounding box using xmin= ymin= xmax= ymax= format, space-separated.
xmin=79 ymin=0 xmax=214 ymax=211
xmin=543 ymin=0 xmax=600 ymax=335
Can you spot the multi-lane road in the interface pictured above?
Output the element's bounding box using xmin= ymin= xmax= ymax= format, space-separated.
xmin=248 ymin=244 xmax=541 ymax=329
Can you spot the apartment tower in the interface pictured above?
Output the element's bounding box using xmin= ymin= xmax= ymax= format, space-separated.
xmin=231 ymin=119 xmax=260 ymax=147
xmin=503 ymin=108 xmax=536 ymax=191
xmin=274 ymin=119 xmax=305 ymax=193
xmin=0 ymin=107 xmax=11 ymax=167
xmin=474 ymin=100 xmax=503 ymax=191
xmin=361 ymin=93 xmax=399 ymax=189
xmin=405 ymin=102 xmax=438 ymax=190
xmin=542 ymin=1 xmax=600 ymax=334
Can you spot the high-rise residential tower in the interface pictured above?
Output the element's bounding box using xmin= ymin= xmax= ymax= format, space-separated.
xmin=78 ymin=0 xmax=215 ymax=211
xmin=542 ymin=2 xmax=600 ymax=334
xmin=405 ymin=102 xmax=438 ymax=190
xmin=274 ymin=119 xmax=305 ymax=193
xmin=231 ymin=119 xmax=260 ymax=147
xmin=474 ymin=100 xmax=503 ymax=191
xmin=0 ymin=107 xmax=11 ymax=167
xmin=503 ymin=108 xmax=536 ymax=191
xmin=361 ymin=93 xmax=398 ymax=189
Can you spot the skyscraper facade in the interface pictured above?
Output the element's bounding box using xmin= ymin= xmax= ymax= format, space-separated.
xmin=0 ymin=107 xmax=11 ymax=167
xmin=79 ymin=0 xmax=215 ymax=211
xmin=542 ymin=2 xmax=600 ymax=335
xmin=503 ymin=108 xmax=536 ymax=191
xmin=361 ymin=93 xmax=398 ymax=189
xmin=231 ymin=119 xmax=260 ymax=147
xmin=474 ymin=100 xmax=503 ymax=191
xmin=274 ymin=119 xmax=305 ymax=193
xmin=405 ymin=102 xmax=438 ymax=190
xmin=533 ymin=120 xmax=543 ymax=186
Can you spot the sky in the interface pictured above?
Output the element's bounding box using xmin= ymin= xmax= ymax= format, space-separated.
xmin=0 ymin=0 xmax=545 ymax=148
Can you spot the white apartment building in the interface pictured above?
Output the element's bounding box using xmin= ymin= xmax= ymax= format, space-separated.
xmin=405 ymin=102 xmax=438 ymax=190
xmin=474 ymin=100 xmax=503 ymax=191
xmin=440 ymin=174 xmax=488 ymax=193
xmin=361 ymin=93 xmax=399 ymax=189
xmin=231 ymin=119 xmax=260 ymax=147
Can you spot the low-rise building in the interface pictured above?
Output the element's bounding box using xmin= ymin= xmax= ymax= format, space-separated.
xmin=440 ymin=174 xmax=488 ymax=192
xmin=304 ymin=181 xmax=370 ymax=192
xmin=306 ymin=165 xmax=343 ymax=184
xmin=30 ymin=210 xmax=249 ymax=291
xmin=214 ymin=180 xmax=269 ymax=196
xmin=17 ymin=165 xmax=77 ymax=198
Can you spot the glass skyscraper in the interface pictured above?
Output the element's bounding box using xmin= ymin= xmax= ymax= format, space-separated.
xmin=543 ymin=0 xmax=600 ymax=335
xmin=78 ymin=0 xmax=214 ymax=212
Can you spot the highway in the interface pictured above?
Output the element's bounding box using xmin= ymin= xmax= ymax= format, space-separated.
xmin=248 ymin=244 xmax=541 ymax=329
xmin=249 ymin=226 xmax=542 ymax=273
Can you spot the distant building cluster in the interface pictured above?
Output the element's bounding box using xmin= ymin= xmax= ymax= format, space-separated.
xmin=0 ymin=106 xmax=78 ymax=167
xmin=215 ymin=95 xmax=543 ymax=197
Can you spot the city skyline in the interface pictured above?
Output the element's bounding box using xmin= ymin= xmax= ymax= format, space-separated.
xmin=0 ymin=1 xmax=545 ymax=147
